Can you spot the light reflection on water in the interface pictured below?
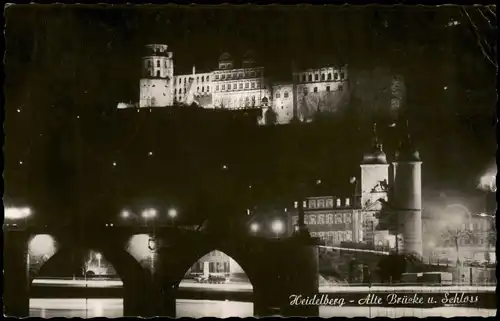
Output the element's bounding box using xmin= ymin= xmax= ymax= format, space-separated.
xmin=29 ymin=299 xmax=496 ymax=318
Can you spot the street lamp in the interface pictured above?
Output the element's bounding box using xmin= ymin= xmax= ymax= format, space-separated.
xmin=121 ymin=210 xmax=131 ymax=219
xmin=96 ymin=253 xmax=102 ymax=270
xmin=271 ymin=219 xmax=284 ymax=239
xmin=168 ymin=208 xmax=177 ymax=226
xmin=250 ymin=222 xmax=259 ymax=234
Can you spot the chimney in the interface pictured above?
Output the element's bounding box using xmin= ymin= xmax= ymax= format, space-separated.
xmin=192 ymin=65 xmax=196 ymax=75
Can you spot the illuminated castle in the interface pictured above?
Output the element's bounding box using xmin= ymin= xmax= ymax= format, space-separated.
xmin=119 ymin=44 xmax=355 ymax=125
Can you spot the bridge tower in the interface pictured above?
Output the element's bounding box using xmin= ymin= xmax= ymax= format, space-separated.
xmin=139 ymin=44 xmax=174 ymax=107
xmin=392 ymin=122 xmax=423 ymax=257
xmin=358 ymin=123 xmax=390 ymax=243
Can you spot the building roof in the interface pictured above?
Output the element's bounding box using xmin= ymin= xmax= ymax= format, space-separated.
xmin=361 ymin=123 xmax=388 ymax=165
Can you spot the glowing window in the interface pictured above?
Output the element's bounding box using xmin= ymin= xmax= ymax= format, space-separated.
xmin=275 ymin=92 xmax=280 ymax=98
xmin=328 ymin=73 xmax=332 ymax=80
xmin=336 ymin=198 xmax=341 ymax=207
xmin=284 ymin=91 xmax=289 ymax=98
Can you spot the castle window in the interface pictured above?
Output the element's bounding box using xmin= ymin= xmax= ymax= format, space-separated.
xmin=275 ymin=91 xmax=280 ymax=98
xmin=174 ymin=89 xmax=177 ymax=94
xmin=314 ymin=87 xmax=318 ymax=93
xmin=251 ymin=71 xmax=255 ymax=77
xmin=197 ymin=87 xmax=199 ymax=91
xmin=239 ymin=73 xmax=244 ymax=78
xmin=239 ymin=83 xmax=243 ymax=89
xmin=221 ymin=75 xmax=225 ymax=80
xmin=216 ymin=85 xmax=219 ymax=91
xmin=315 ymin=74 xmax=319 ymax=81
xmin=156 ymin=60 xmax=160 ymax=67
xmin=328 ymin=73 xmax=332 ymax=80
xmin=340 ymin=72 xmax=345 ymax=79
xmin=184 ymin=88 xmax=187 ymax=94
xmin=215 ymin=75 xmax=219 ymax=80
xmin=207 ymin=76 xmax=210 ymax=81
xmin=256 ymin=70 xmax=260 ymax=77
xmin=202 ymin=86 xmax=204 ymax=92
xmin=165 ymin=61 xmax=167 ymax=67
xmin=245 ymin=83 xmax=249 ymax=89
xmin=284 ymin=91 xmax=289 ymax=98
xmin=148 ymin=60 xmax=152 ymax=67
xmin=156 ymin=71 xmax=160 ymax=77
xmin=321 ymin=74 xmax=325 ymax=81
xmin=338 ymin=85 xmax=344 ymax=91
xmin=207 ymin=86 xmax=210 ymax=92
xmin=202 ymin=76 xmax=204 ymax=82
xmin=251 ymin=82 xmax=255 ymax=89
xmin=334 ymin=73 xmax=339 ymax=80
xmin=308 ymin=74 xmax=312 ymax=82
xmin=326 ymin=86 xmax=330 ymax=92
xmin=345 ymin=198 xmax=351 ymax=207
xmin=336 ymin=198 xmax=341 ymax=207
xmin=222 ymin=84 xmax=225 ymax=90
xmin=303 ymin=88 xmax=308 ymax=95
xmin=302 ymin=75 xmax=306 ymax=82
xmin=184 ymin=78 xmax=186 ymax=83
xmin=197 ymin=77 xmax=199 ymax=82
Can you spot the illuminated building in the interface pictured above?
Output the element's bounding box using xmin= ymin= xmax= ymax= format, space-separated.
xmin=139 ymin=44 xmax=174 ymax=107
xmin=287 ymin=124 xmax=424 ymax=256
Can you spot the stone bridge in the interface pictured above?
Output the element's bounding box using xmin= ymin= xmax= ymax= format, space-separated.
xmin=3 ymin=225 xmax=319 ymax=317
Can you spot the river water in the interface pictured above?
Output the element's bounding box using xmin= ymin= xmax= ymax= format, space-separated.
xmin=29 ymin=298 xmax=496 ymax=318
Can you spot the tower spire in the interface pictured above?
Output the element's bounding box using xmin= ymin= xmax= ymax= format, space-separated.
xmin=396 ymin=118 xmax=421 ymax=162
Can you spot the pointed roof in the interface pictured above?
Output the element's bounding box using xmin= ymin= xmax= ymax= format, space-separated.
xmin=395 ymin=119 xmax=421 ymax=162
xmin=362 ymin=122 xmax=388 ymax=165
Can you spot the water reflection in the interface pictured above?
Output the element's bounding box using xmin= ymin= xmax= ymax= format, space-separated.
xmin=29 ymin=298 xmax=496 ymax=318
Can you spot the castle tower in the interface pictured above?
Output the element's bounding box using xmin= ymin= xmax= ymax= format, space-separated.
xmin=139 ymin=44 xmax=174 ymax=107
xmin=392 ymin=121 xmax=423 ymax=257
xmin=360 ymin=123 xmax=390 ymax=208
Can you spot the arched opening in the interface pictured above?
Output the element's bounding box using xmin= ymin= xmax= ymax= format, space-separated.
xmin=176 ymin=249 xmax=254 ymax=318
xmin=29 ymin=245 xmax=147 ymax=318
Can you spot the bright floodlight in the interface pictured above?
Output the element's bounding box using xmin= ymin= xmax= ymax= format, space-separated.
xmin=272 ymin=220 xmax=284 ymax=234
xmin=28 ymin=234 xmax=56 ymax=257
xmin=250 ymin=222 xmax=259 ymax=233
xmin=168 ymin=208 xmax=177 ymax=219
xmin=95 ymin=253 xmax=102 ymax=260
xmin=5 ymin=207 xmax=32 ymax=220
xmin=121 ymin=210 xmax=131 ymax=219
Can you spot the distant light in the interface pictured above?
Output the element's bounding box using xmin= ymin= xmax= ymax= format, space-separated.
xmin=316 ymin=179 xmax=322 ymax=184
xmin=168 ymin=208 xmax=178 ymax=219
xmin=148 ymin=151 xmax=153 ymax=156
xmin=222 ymin=164 xmax=228 ymax=170
xmin=112 ymin=162 xmax=117 ymax=167
xmin=284 ymin=208 xmax=287 ymax=212
xmin=137 ymin=109 xmax=140 ymax=113
xmin=121 ymin=210 xmax=131 ymax=219
xmin=142 ymin=208 xmax=157 ymax=219
xmin=248 ymin=185 xmax=252 ymax=189
xmin=5 ymin=207 xmax=32 ymax=220
xmin=250 ymin=222 xmax=259 ymax=233
xmin=443 ymin=86 xmax=448 ymax=90
xmin=246 ymin=209 xmax=251 ymax=216
xmin=17 ymin=109 xmax=21 ymax=113
xmin=19 ymin=161 xmax=23 ymax=165
xmin=109 ymin=223 xmax=114 ymax=227
xmin=271 ymin=220 xmax=284 ymax=234
xmin=95 ymin=253 xmax=102 ymax=260
xmin=76 ymin=115 xmax=80 ymax=119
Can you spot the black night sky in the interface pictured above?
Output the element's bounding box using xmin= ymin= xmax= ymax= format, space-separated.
xmin=4 ymin=5 xmax=497 ymax=225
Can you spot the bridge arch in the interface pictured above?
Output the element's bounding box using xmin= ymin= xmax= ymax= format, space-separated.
xmin=29 ymin=242 xmax=153 ymax=316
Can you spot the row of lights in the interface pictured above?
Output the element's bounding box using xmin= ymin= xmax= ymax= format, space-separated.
xmin=249 ymin=219 xmax=284 ymax=238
